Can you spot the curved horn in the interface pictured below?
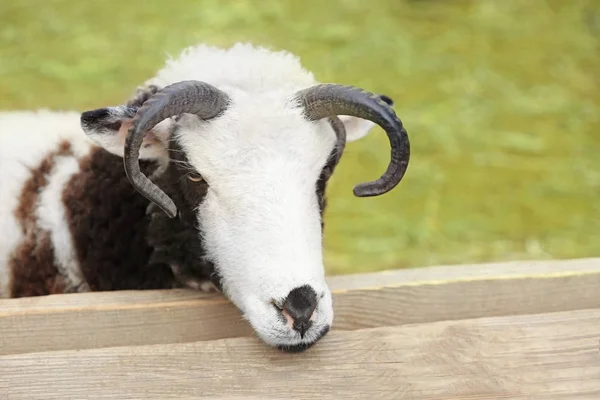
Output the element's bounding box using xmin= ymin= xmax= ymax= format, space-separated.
xmin=294 ymin=84 xmax=410 ymax=197
xmin=326 ymin=116 xmax=347 ymax=170
xmin=124 ymin=80 xmax=230 ymax=218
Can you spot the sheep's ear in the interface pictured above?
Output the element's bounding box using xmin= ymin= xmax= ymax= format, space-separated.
xmin=80 ymin=105 xmax=172 ymax=160
xmin=340 ymin=94 xmax=395 ymax=142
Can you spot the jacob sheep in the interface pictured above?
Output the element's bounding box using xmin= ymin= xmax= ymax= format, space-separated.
xmin=0 ymin=42 xmax=410 ymax=352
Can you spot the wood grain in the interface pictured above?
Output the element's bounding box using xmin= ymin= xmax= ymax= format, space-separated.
xmin=1 ymin=257 xmax=600 ymax=356
xmin=0 ymin=291 xmax=253 ymax=356
xmin=1 ymin=308 xmax=599 ymax=399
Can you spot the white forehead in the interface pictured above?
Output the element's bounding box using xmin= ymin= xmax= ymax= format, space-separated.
xmin=175 ymin=91 xmax=337 ymax=188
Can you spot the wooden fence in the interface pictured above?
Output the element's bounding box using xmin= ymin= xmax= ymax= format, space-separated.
xmin=1 ymin=257 xmax=600 ymax=399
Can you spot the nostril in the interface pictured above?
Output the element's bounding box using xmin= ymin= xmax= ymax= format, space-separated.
xmin=293 ymin=320 xmax=312 ymax=339
xmin=282 ymin=285 xmax=318 ymax=338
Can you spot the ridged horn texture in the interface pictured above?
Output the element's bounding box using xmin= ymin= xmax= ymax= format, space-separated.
xmin=294 ymin=84 xmax=410 ymax=197
xmin=326 ymin=116 xmax=347 ymax=170
xmin=124 ymin=80 xmax=230 ymax=218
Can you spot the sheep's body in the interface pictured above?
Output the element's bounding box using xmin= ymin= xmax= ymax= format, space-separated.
xmin=0 ymin=110 xmax=92 ymax=297
xmin=0 ymin=110 xmax=184 ymax=298
xmin=0 ymin=42 xmax=409 ymax=351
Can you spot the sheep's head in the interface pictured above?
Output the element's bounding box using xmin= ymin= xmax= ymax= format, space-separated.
xmin=80 ymin=78 xmax=409 ymax=352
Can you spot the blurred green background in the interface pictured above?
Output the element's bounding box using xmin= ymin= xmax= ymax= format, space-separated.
xmin=1 ymin=0 xmax=598 ymax=275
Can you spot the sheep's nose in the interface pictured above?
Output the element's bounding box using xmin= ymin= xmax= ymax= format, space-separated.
xmin=282 ymin=285 xmax=318 ymax=338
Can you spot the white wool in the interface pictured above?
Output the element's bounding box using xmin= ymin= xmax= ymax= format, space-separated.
xmin=36 ymin=154 xmax=90 ymax=293
xmin=148 ymin=42 xmax=317 ymax=94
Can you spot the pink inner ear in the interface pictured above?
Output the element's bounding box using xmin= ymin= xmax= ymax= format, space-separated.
xmin=117 ymin=120 xmax=162 ymax=149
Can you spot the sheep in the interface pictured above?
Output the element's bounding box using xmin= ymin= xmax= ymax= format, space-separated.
xmin=0 ymin=42 xmax=410 ymax=352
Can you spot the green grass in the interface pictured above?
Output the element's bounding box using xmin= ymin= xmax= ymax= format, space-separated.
xmin=1 ymin=0 xmax=599 ymax=274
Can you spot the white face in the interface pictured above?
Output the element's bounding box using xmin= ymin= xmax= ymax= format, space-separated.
xmin=82 ymin=88 xmax=379 ymax=352
xmin=176 ymin=91 xmax=337 ymax=350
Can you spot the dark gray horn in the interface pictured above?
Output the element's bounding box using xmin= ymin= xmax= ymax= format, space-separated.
xmin=326 ymin=116 xmax=347 ymax=170
xmin=124 ymin=80 xmax=230 ymax=218
xmin=294 ymin=84 xmax=410 ymax=197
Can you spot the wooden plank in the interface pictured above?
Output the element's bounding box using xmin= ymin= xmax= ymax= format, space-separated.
xmin=1 ymin=257 xmax=600 ymax=356
xmin=0 ymin=290 xmax=253 ymax=356
xmin=0 ymin=288 xmax=206 ymax=311
xmin=1 ymin=308 xmax=599 ymax=399
xmin=327 ymin=256 xmax=600 ymax=291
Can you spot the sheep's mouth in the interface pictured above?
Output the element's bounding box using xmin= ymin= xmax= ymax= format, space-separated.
xmin=276 ymin=325 xmax=330 ymax=353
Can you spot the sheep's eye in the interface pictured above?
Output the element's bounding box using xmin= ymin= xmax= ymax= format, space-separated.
xmin=187 ymin=173 xmax=204 ymax=183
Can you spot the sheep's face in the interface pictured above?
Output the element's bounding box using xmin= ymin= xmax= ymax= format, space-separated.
xmin=81 ymin=86 xmax=392 ymax=352
xmin=174 ymin=91 xmax=342 ymax=351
